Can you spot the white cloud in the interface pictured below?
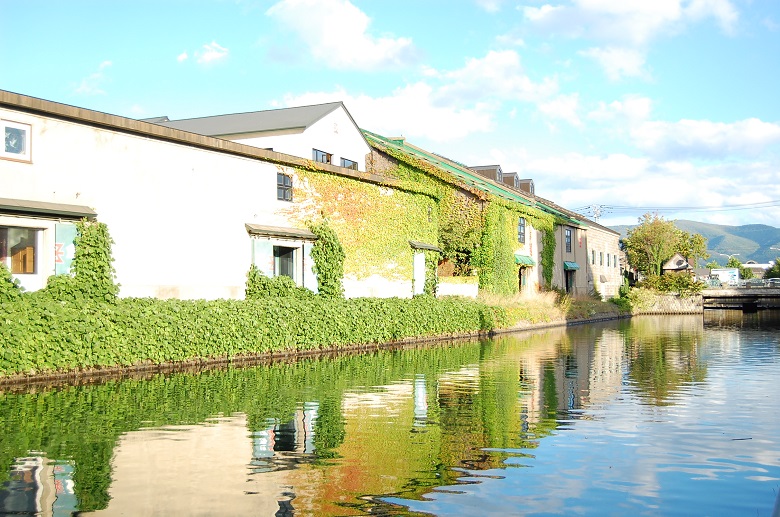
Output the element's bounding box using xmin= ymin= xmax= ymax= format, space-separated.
xmin=434 ymin=50 xmax=558 ymax=105
xmin=523 ymin=0 xmax=739 ymax=46
xmin=513 ymin=152 xmax=780 ymax=226
xmin=281 ymin=83 xmax=494 ymax=142
xmin=579 ymin=47 xmax=648 ymax=80
xmin=632 ymin=118 xmax=780 ymax=159
xmin=588 ymin=95 xmax=653 ymax=124
xmin=75 ymin=60 xmax=112 ymax=96
xmin=275 ymin=49 xmax=561 ymax=142
xmin=684 ymin=0 xmax=738 ymax=34
xmin=476 ymin=0 xmax=505 ymax=13
xmin=266 ymin=0 xmax=417 ymax=70
xmin=177 ymin=52 xmax=188 ymax=63
xmin=538 ymin=93 xmax=582 ymax=128
xmin=196 ymin=41 xmax=229 ymax=64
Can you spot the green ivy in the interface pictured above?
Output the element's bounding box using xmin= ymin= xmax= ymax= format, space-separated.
xmin=245 ymin=264 xmax=314 ymax=300
xmin=42 ymin=219 xmax=119 ymax=303
xmin=285 ymin=168 xmax=438 ymax=281
xmin=308 ymin=218 xmax=345 ymax=298
xmin=0 ymin=294 xmax=505 ymax=377
xmin=541 ymin=226 xmax=556 ymax=288
xmin=0 ymin=262 xmax=23 ymax=302
xmin=424 ymin=250 xmax=439 ymax=296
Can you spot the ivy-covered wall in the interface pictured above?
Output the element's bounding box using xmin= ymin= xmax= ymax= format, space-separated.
xmin=280 ymin=167 xmax=439 ymax=286
xmin=473 ymin=200 xmax=557 ymax=295
xmin=272 ymin=135 xmax=561 ymax=298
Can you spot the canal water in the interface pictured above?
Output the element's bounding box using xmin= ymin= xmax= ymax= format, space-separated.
xmin=0 ymin=312 xmax=779 ymax=516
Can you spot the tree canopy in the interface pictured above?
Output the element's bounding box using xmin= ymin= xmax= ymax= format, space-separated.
xmin=726 ymin=256 xmax=754 ymax=280
xmin=765 ymin=258 xmax=780 ymax=279
xmin=623 ymin=213 xmax=709 ymax=276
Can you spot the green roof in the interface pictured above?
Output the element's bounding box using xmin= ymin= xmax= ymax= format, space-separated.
xmin=564 ymin=261 xmax=580 ymax=270
xmin=362 ymin=129 xmax=583 ymax=226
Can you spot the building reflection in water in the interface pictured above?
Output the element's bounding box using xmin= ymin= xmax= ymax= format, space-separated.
xmin=0 ymin=456 xmax=76 ymax=517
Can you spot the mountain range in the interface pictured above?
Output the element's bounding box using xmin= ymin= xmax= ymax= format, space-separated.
xmin=609 ymin=220 xmax=780 ymax=266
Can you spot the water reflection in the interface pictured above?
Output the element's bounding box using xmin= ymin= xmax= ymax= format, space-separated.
xmin=1 ymin=314 xmax=778 ymax=516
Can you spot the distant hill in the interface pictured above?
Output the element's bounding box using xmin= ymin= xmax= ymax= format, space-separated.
xmin=610 ymin=220 xmax=780 ymax=265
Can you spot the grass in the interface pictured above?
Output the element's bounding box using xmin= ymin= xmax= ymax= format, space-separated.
xmin=479 ymin=290 xmax=626 ymax=328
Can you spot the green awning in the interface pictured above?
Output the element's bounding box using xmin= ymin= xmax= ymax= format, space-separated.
xmin=563 ymin=261 xmax=580 ymax=271
xmin=514 ymin=254 xmax=536 ymax=266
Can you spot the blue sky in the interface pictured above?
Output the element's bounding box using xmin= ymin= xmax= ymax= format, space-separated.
xmin=3 ymin=0 xmax=779 ymax=227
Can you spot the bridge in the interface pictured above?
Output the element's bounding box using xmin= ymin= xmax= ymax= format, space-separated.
xmin=702 ymin=288 xmax=780 ymax=311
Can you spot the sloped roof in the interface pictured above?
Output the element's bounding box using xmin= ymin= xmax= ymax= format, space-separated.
xmin=662 ymin=253 xmax=691 ymax=271
xmin=363 ymin=131 xmax=533 ymax=206
xmin=362 ymin=130 xmax=585 ymax=227
xmin=158 ymin=102 xmax=345 ymax=136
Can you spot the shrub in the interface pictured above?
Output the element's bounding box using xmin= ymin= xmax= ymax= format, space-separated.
xmin=0 ymin=295 xmax=501 ymax=376
xmin=0 ymin=262 xmax=23 ymax=302
xmin=308 ymin=219 xmax=345 ymax=299
xmin=245 ymin=264 xmax=314 ymax=300
xmin=638 ymin=272 xmax=704 ymax=297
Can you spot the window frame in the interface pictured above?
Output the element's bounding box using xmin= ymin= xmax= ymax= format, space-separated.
xmin=565 ymin=228 xmax=572 ymax=253
xmin=312 ymin=149 xmax=332 ymax=164
xmin=340 ymin=157 xmax=358 ymax=170
xmin=1 ymin=225 xmax=38 ymax=274
xmin=273 ymin=245 xmax=296 ymax=281
xmin=517 ymin=217 xmax=526 ymax=244
xmin=276 ymin=172 xmax=293 ymax=202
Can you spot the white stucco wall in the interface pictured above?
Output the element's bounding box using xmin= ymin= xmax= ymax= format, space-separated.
xmin=227 ymin=107 xmax=370 ymax=171
xmin=0 ymin=106 xmax=302 ymax=299
xmin=585 ymin=226 xmax=623 ymax=299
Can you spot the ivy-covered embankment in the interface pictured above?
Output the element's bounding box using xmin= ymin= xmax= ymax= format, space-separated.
xmin=0 ymin=295 xmax=505 ymax=378
xmin=0 ymin=220 xmax=505 ymax=379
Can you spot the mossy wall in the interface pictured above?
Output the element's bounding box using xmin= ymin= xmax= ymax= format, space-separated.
xmin=281 ymin=167 xmax=438 ymax=281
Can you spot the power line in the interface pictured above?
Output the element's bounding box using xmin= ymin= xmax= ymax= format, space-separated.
xmin=574 ymin=200 xmax=780 ymax=218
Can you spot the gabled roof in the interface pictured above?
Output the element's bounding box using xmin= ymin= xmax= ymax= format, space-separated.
xmin=663 ymin=253 xmax=691 ymax=271
xmin=157 ymin=102 xmax=346 ymax=137
xmin=363 ymin=130 xmax=533 ymax=207
xmin=362 ymin=130 xmax=585 ymax=227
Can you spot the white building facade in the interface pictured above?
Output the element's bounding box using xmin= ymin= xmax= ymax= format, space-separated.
xmin=0 ymin=92 xmax=405 ymax=299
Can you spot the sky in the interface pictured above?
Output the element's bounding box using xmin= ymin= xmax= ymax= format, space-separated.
xmin=2 ymin=0 xmax=780 ymax=227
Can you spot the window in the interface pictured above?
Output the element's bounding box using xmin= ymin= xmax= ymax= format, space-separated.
xmin=340 ymin=158 xmax=358 ymax=170
xmin=614 ymin=254 xmax=618 ymax=268
xmin=0 ymin=226 xmax=37 ymax=274
xmin=2 ymin=120 xmax=32 ymax=163
xmin=565 ymin=228 xmax=572 ymax=253
xmin=277 ymin=173 xmax=292 ymax=201
xmin=607 ymin=254 xmax=610 ymax=267
xmin=313 ymin=149 xmax=332 ymax=164
xmin=273 ymin=246 xmax=295 ymax=280
xmin=600 ymin=252 xmax=604 ymax=266
xmin=591 ymin=250 xmax=595 ymax=265
xmin=517 ymin=217 xmax=526 ymax=243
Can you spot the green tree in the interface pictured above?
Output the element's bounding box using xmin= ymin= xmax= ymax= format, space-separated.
xmin=624 ymin=213 xmax=681 ymax=276
xmin=677 ymin=232 xmax=710 ymax=268
xmin=726 ymin=256 xmax=753 ymax=280
xmin=705 ymin=260 xmax=721 ymax=269
xmin=764 ymin=258 xmax=780 ymax=279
